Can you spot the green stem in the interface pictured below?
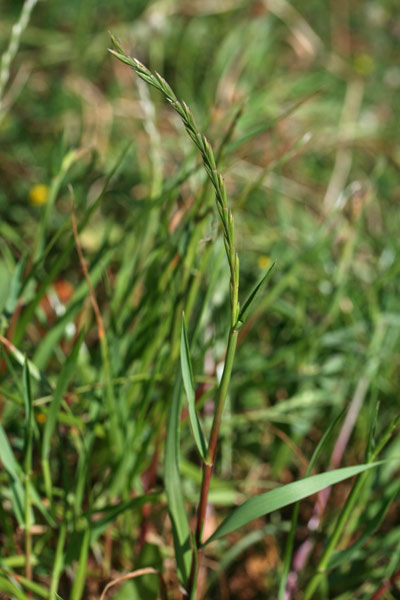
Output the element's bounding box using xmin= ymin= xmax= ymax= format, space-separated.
xmin=50 ymin=522 xmax=67 ymax=598
xmin=205 ymin=328 xmax=239 ymax=468
xmin=24 ymin=471 xmax=32 ymax=583
xmin=70 ymin=524 xmax=90 ymax=600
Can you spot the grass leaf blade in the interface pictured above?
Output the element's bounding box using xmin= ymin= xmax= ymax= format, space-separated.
xmin=181 ymin=315 xmax=207 ymax=460
xmin=238 ymin=262 xmax=275 ymax=326
xmin=164 ymin=377 xmax=192 ymax=587
xmin=41 ymin=331 xmax=84 ymax=499
xmin=203 ymin=463 xmax=382 ymax=546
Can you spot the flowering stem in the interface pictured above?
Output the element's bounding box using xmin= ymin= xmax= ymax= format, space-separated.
xmin=109 ymin=38 xmax=241 ymax=599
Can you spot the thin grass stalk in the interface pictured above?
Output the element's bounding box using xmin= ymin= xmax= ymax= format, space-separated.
xmin=70 ymin=524 xmax=90 ymax=600
xmin=23 ymin=360 xmax=33 ymax=585
xmin=368 ymin=567 xmax=400 ymax=600
xmin=109 ymin=38 xmax=242 ymax=597
xmin=0 ymin=0 xmax=38 ymax=114
xmin=195 ymin=327 xmax=238 ymax=546
xmin=49 ymin=522 xmax=67 ymax=598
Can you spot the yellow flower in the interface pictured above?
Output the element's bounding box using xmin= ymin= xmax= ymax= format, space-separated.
xmin=36 ymin=412 xmax=46 ymax=424
xmin=353 ymin=54 xmax=374 ymax=76
xmin=29 ymin=184 xmax=49 ymax=206
xmin=258 ymin=255 xmax=271 ymax=270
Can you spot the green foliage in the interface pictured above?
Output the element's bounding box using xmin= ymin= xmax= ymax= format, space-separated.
xmin=1 ymin=1 xmax=399 ymax=599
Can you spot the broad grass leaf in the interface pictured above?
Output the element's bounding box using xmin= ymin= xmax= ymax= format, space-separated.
xmin=203 ymin=463 xmax=382 ymax=546
xmin=181 ymin=315 xmax=206 ymax=460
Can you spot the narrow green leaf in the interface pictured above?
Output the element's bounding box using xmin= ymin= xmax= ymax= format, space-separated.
xmin=2 ymin=339 xmax=42 ymax=382
xmin=0 ymin=423 xmax=22 ymax=480
xmin=306 ymin=408 xmax=347 ymax=477
xmin=164 ymin=377 xmax=192 ymax=587
xmin=3 ymin=255 xmax=26 ymax=318
xmin=366 ymin=398 xmax=379 ymax=460
xmin=70 ymin=524 xmax=90 ymax=600
xmin=0 ymin=576 xmax=29 ymax=600
xmin=237 ymin=262 xmax=275 ymax=326
xmin=50 ymin=522 xmax=67 ymax=599
xmin=180 ymin=315 xmax=207 ymax=460
xmin=328 ymin=482 xmax=400 ymax=569
xmin=0 ymin=422 xmax=26 ymax=524
xmin=89 ymin=492 xmax=160 ymax=540
xmin=23 ymin=359 xmax=34 ymax=474
xmin=203 ymin=463 xmax=382 ymax=546
xmin=0 ymin=422 xmax=55 ymax=527
xmin=23 ymin=359 xmax=34 ymax=579
xmin=9 ymin=575 xmax=49 ymax=598
xmin=226 ymin=89 xmax=321 ymax=154
xmin=42 ymin=331 xmax=84 ymax=498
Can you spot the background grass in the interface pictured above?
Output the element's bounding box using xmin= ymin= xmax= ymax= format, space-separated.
xmin=1 ymin=1 xmax=400 ymax=599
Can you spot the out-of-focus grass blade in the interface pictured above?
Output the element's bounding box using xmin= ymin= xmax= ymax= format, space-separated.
xmin=165 ymin=377 xmax=192 ymax=587
xmin=89 ymin=492 xmax=160 ymax=540
xmin=0 ymin=576 xmax=29 ymax=600
xmin=0 ymin=423 xmax=25 ymax=525
xmin=237 ymin=262 xmax=275 ymax=326
xmin=203 ymin=463 xmax=382 ymax=546
xmin=1 ymin=337 xmax=43 ymax=383
xmin=181 ymin=315 xmax=207 ymax=460
xmin=6 ymin=575 xmax=49 ymax=598
xmin=3 ymin=255 xmax=26 ymax=319
xmin=41 ymin=330 xmax=84 ymax=500
xmin=14 ymin=142 xmax=130 ymax=347
xmin=70 ymin=524 xmax=90 ymax=600
xmin=278 ymin=407 xmax=346 ymax=599
xmin=366 ymin=399 xmax=380 ymax=460
xmin=329 ymin=482 xmax=400 ymax=569
xmin=0 ymin=422 xmax=55 ymax=526
xmin=226 ymin=88 xmax=322 ymax=154
xmin=23 ymin=359 xmax=34 ymax=579
xmin=50 ymin=522 xmax=66 ymax=599
xmin=23 ymin=359 xmax=34 ymax=474
xmin=189 ymin=533 xmax=198 ymax=600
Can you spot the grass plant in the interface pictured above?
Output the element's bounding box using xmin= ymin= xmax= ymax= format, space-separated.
xmin=1 ymin=2 xmax=400 ymax=599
